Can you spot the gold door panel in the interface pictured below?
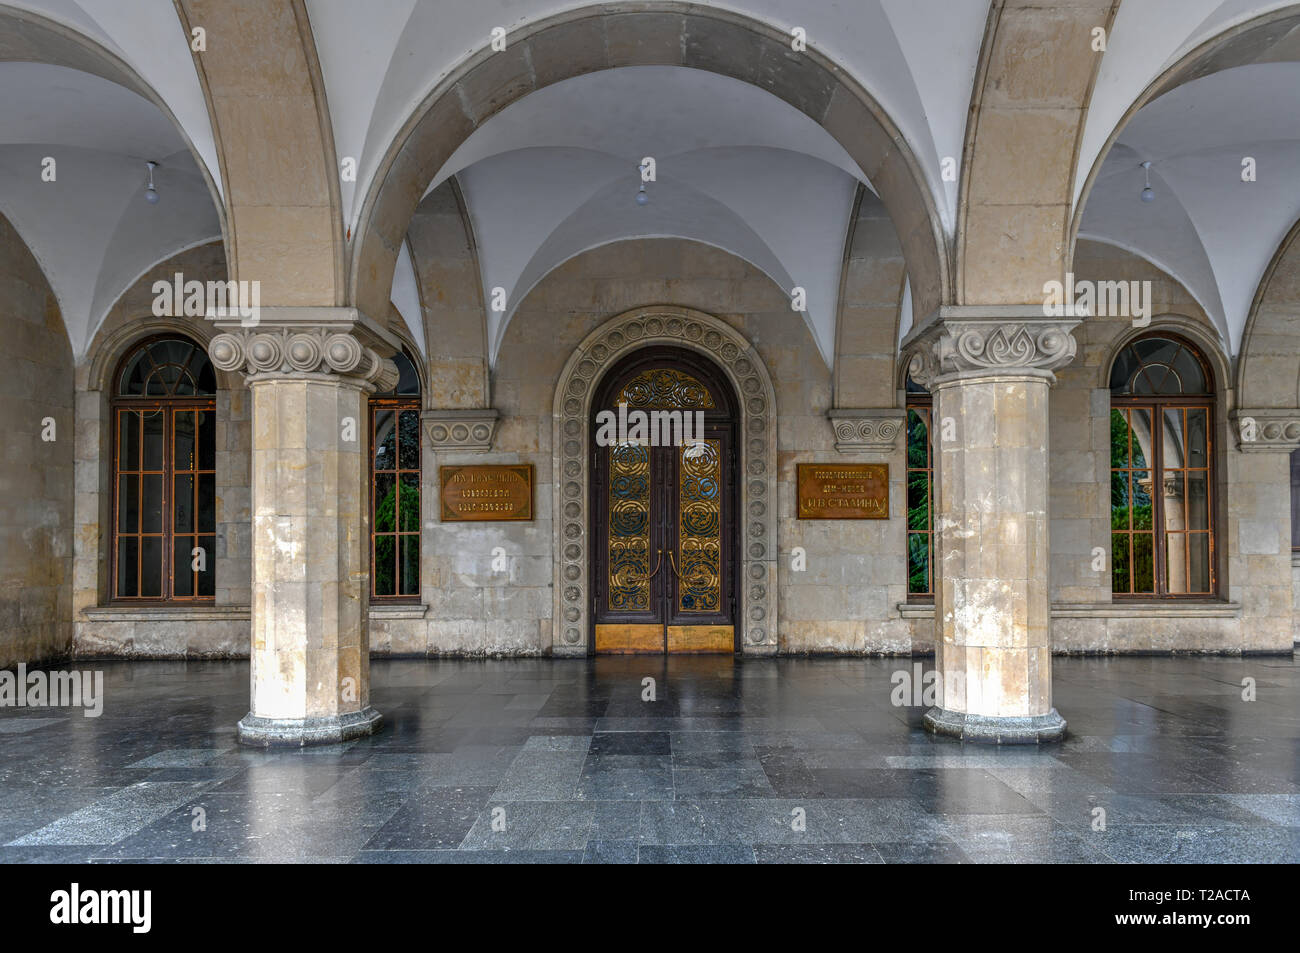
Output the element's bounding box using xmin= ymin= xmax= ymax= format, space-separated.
xmin=595 ymin=624 xmax=664 ymax=654
xmin=677 ymin=439 xmax=721 ymax=614
xmin=607 ymin=443 xmax=651 ymax=612
xmin=666 ymin=625 xmax=734 ymax=653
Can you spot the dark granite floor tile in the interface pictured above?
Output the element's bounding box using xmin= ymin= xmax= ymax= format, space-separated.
xmin=588 ymin=731 xmax=672 ymax=756
xmin=638 ymin=844 xmax=754 ymax=864
xmin=1092 ymin=824 xmax=1300 ymax=863
xmin=353 ymin=849 xmax=582 ymax=863
xmin=755 ymin=843 xmax=882 ymax=864
xmin=583 ymin=839 xmax=639 ymax=863
xmin=874 ymin=840 xmax=973 ymax=863
xmin=360 ymin=786 xmax=494 ymax=850
xmin=1 ymin=656 xmax=1296 ymax=864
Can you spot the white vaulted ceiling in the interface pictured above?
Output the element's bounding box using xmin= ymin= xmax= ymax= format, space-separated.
xmin=436 ymin=68 xmax=860 ymax=364
xmin=305 ymin=0 xmax=993 ymax=366
xmin=0 ymin=0 xmax=1296 ymax=366
xmin=1079 ymin=56 xmax=1300 ymax=356
xmin=0 ymin=61 xmax=219 ymax=356
xmin=310 ymin=0 xmax=993 ymax=239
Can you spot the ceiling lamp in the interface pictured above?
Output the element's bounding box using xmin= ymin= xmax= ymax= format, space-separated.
xmin=1140 ymin=160 xmax=1155 ymax=203
xmin=144 ymin=161 xmax=160 ymax=204
xmin=636 ymin=183 xmax=649 ymax=206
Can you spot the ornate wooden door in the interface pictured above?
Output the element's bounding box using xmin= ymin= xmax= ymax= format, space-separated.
xmin=591 ymin=348 xmax=737 ymax=654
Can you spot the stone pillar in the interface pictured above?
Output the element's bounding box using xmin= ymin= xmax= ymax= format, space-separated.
xmin=905 ymin=309 xmax=1079 ymax=743
xmin=209 ymin=308 xmax=399 ymax=745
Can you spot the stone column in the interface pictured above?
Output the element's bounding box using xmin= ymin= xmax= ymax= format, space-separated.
xmin=209 ymin=308 xmax=399 ymax=746
xmin=905 ymin=309 xmax=1079 ymax=743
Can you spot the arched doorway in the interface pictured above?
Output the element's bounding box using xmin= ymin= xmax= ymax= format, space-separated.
xmin=551 ymin=307 xmax=777 ymax=657
xmin=590 ymin=346 xmax=739 ymax=654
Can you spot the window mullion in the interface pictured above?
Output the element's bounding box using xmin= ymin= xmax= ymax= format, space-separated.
xmin=164 ymin=406 xmax=173 ymax=600
xmin=1153 ymin=404 xmax=1166 ymax=598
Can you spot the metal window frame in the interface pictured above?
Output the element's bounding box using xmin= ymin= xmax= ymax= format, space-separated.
xmin=368 ymin=396 xmax=422 ymax=602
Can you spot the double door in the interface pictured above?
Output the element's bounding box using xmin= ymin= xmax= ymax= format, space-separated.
xmin=593 ymin=424 xmax=736 ymax=653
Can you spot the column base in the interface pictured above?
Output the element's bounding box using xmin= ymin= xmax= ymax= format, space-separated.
xmin=236 ymin=707 xmax=383 ymax=747
xmin=923 ymin=707 xmax=1066 ymax=744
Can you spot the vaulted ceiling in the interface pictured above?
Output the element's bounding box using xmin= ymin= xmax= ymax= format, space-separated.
xmin=0 ymin=0 xmax=1297 ymax=367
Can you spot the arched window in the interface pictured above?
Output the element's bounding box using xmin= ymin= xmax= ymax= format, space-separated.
xmin=1109 ymin=334 xmax=1215 ymax=597
xmin=370 ymin=349 xmax=421 ymax=601
xmin=111 ymin=336 xmax=216 ymax=601
xmin=905 ymin=373 xmax=933 ymax=599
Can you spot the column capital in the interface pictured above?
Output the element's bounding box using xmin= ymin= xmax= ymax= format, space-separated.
xmin=903 ymin=306 xmax=1079 ymax=387
xmin=422 ymin=409 xmax=500 ymax=453
xmin=208 ymin=307 xmax=400 ymax=391
xmin=826 ymin=409 xmax=906 ymax=453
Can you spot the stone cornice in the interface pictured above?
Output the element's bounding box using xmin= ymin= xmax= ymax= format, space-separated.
xmin=903 ymin=308 xmax=1079 ymax=386
xmin=422 ymin=409 xmax=499 ymax=452
xmin=1231 ymin=409 xmax=1300 ymax=452
xmin=827 ymin=409 xmax=906 ymax=452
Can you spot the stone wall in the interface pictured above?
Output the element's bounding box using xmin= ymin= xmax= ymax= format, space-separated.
xmin=384 ymin=236 xmax=916 ymax=656
xmin=49 ymin=234 xmax=1294 ymax=660
xmin=1046 ymin=240 xmax=1292 ymax=652
xmin=72 ymin=242 xmax=251 ymax=659
xmin=0 ymin=213 xmax=74 ymax=668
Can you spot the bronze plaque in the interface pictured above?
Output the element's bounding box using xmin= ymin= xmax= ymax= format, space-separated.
xmin=439 ymin=464 xmax=533 ymax=521
xmin=796 ymin=463 xmax=888 ymax=520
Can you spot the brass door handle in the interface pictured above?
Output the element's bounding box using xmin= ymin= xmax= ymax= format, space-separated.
xmin=667 ymin=550 xmax=680 ymax=578
xmin=629 ymin=549 xmax=664 ymax=581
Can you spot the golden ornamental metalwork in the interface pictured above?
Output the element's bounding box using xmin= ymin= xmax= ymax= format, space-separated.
xmin=616 ymin=368 xmax=715 ymax=410
xmin=678 ymin=439 xmax=721 ymax=612
xmin=608 ymin=443 xmax=651 ymax=611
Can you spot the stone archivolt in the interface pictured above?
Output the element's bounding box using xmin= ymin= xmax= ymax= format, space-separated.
xmin=552 ymin=307 xmax=778 ymax=655
xmin=209 ymin=328 xmax=399 ymax=391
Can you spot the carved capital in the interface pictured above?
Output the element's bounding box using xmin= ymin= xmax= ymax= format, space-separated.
xmin=827 ymin=409 xmax=906 ymax=452
xmin=905 ymin=310 xmax=1079 ymax=386
xmin=422 ymin=409 xmax=499 ymax=452
xmin=209 ymin=328 xmax=398 ymax=390
xmin=208 ymin=306 xmax=400 ymax=389
xmin=1232 ymin=409 xmax=1300 ymax=452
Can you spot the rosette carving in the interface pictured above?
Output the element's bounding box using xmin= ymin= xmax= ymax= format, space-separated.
xmin=827 ymin=410 xmax=906 ymax=452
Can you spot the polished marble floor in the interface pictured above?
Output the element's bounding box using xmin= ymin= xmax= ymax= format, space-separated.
xmin=1 ymin=655 xmax=1297 ymax=863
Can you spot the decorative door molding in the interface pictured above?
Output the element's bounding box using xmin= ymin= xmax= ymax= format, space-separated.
xmin=551 ymin=307 xmax=778 ymax=655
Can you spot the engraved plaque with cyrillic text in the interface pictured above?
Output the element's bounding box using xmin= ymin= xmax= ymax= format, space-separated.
xmin=796 ymin=463 xmax=888 ymax=519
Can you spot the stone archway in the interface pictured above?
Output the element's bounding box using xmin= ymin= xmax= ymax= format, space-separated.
xmin=551 ymin=307 xmax=778 ymax=656
xmin=1238 ymin=215 xmax=1300 ymax=411
xmin=350 ymin=2 xmax=950 ymax=332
